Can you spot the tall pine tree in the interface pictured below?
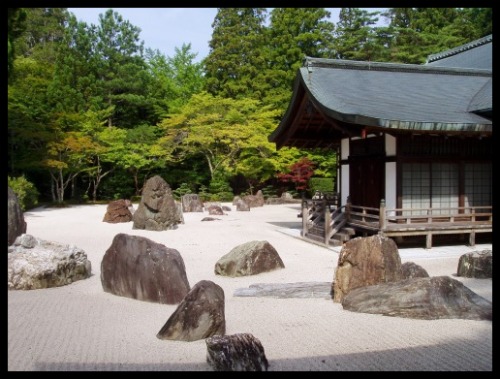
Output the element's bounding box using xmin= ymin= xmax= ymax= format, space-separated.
xmin=204 ymin=8 xmax=268 ymax=100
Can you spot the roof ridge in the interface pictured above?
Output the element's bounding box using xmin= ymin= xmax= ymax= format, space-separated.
xmin=303 ymin=57 xmax=491 ymax=77
xmin=426 ymin=34 xmax=492 ymax=63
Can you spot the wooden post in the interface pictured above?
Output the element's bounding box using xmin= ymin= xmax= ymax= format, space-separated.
xmin=469 ymin=231 xmax=476 ymax=246
xmin=301 ymin=200 xmax=308 ymax=237
xmin=426 ymin=233 xmax=432 ymax=249
xmin=345 ymin=196 xmax=351 ymax=223
xmin=379 ymin=199 xmax=386 ymax=231
xmin=324 ymin=204 xmax=331 ymax=245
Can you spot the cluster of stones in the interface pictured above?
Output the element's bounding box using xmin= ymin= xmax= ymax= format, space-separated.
xmin=331 ymin=235 xmax=491 ymax=320
xmin=7 ymin=180 xmax=492 ymax=370
xmin=101 ymin=233 xmax=281 ymax=370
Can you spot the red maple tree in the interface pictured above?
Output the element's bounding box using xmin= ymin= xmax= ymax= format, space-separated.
xmin=277 ymin=157 xmax=315 ymax=192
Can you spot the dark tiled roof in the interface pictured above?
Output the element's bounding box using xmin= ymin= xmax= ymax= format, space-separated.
xmin=270 ymin=35 xmax=492 ymax=146
xmin=426 ymin=34 xmax=492 ymax=70
xmin=468 ymin=79 xmax=492 ymax=113
xmin=297 ymin=54 xmax=491 ymax=132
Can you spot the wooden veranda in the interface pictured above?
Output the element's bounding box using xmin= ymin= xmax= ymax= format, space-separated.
xmin=301 ymin=194 xmax=492 ymax=249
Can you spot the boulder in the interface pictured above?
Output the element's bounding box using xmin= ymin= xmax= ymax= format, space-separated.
xmin=333 ymin=235 xmax=402 ymax=303
xmin=101 ymin=233 xmax=190 ymax=304
xmin=132 ymin=175 xmax=183 ymax=231
xmin=457 ymin=250 xmax=492 ymax=278
xmin=235 ymin=199 xmax=250 ymax=211
xmin=157 ymin=280 xmax=225 ymax=341
xmin=8 ymin=186 xmax=27 ymax=246
xmin=207 ymin=205 xmax=224 ymax=215
xmin=181 ymin=194 xmax=203 ymax=212
xmin=102 ymin=199 xmax=133 ymax=223
xmin=8 ymin=234 xmax=91 ymax=290
xmin=400 ymin=261 xmax=429 ymax=279
xmin=215 ymin=240 xmax=285 ymax=277
xmin=342 ymin=275 xmax=492 ymax=320
xmin=206 ymin=333 xmax=269 ymax=371
xmin=242 ymin=191 xmax=264 ymax=208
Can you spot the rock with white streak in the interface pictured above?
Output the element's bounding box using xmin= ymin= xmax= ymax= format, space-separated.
xmin=8 ymin=234 xmax=92 ymax=290
xmin=206 ymin=333 xmax=269 ymax=371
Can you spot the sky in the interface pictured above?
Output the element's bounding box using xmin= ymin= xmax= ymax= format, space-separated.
xmin=68 ymin=8 xmax=385 ymax=63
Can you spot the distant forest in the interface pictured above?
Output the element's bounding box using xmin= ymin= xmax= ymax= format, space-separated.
xmin=7 ymin=8 xmax=492 ymax=206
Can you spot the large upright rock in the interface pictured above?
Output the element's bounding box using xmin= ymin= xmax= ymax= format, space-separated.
xmin=8 ymin=234 xmax=92 ymax=290
xmin=8 ymin=186 xmax=27 ymax=246
xmin=333 ymin=235 xmax=402 ymax=303
xmin=214 ymin=240 xmax=285 ymax=277
xmin=132 ymin=175 xmax=182 ymax=231
xmin=101 ymin=233 xmax=190 ymax=304
xmin=157 ymin=280 xmax=225 ymax=341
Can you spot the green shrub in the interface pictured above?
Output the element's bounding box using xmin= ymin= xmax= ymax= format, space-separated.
xmin=198 ymin=185 xmax=211 ymax=202
xmin=209 ymin=175 xmax=234 ymax=201
xmin=173 ymin=183 xmax=193 ymax=199
xmin=8 ymin=175 xmax=39 ymax=211
xmin=309 ymin=177 xmax=335 ymax=196
xmin=260 ymin=185 xmax=278 ymax=199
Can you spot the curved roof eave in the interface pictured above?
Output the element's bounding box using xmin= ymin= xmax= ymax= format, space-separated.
xmin=298 ymin=66 xmax=492 ymax=135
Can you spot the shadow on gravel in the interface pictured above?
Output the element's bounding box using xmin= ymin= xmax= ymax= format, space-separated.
xmin=34 ymin=333 xmax=492 ymax=371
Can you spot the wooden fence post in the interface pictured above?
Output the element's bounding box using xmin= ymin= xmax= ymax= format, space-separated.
xmin=301 ymin=199 xmax=308 ymax=237
xmin=345 ymin=196 xmax=351 ymax=223
xmin=379 ymin=199 xmax=386 ymax=230
xmin=324 ymin=203 xmax=331 ymax=245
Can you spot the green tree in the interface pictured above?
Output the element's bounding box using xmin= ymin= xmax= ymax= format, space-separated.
xmin=120 ymin=124 xmax=169 ymax=195
xmin=265 ymin=8 xmax=335 ymax=112
xmin=8 ymin=56 xmax=55 ymax=177
xmin=333 ymin=8 xmax=385 ymax=61
xmin=460 ymin=8 xmax=492 ymax=38
xmin=158 ymin=92 xmax=280 ymax=188
xmin=145 ymin=43 xmax=205 ymax=115
xmin=382 ymin=8 xmax=491 ymax=64
xmin=94 ymin=9 xmax=155 ymax=128
xmin=8 ymin=8 xmax=27 ymax=80
xmin=48 ymin=14 xmax=101 ymax=113
xmin=204 ymin=8 xmax=269 ymax=100
xmin=13 ymin=8 xmax=69 ymax=64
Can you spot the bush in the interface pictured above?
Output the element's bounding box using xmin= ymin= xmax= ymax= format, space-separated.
xmin=198 ymin=185 xmax=211 ymax=202
xmin=209 ymin=175 xmax=234 ymax=201
xmin=8 ymin=175 xmax=39 ymax=211
xmin=173 ymin=183 xmax=193 ymax=199
xmin=309 ymin=177 xmax=335 ymax=196
xmin=260 ymin=185 xmax=278 ymax=199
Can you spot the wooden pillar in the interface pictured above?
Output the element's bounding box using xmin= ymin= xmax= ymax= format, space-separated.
xmin=324 ymin=204 xmax=331 ymax=245
xmin=426 ymin=233 xmax=432 ymax=249
xmin=301 ymin=200 xmax=308 ymax=237
xmin=379 ymin=199 xmax=386 ymax=231
xmin=345 ymin=196 xmax=351 ymax=223
xmin=469 ymin=231 xmax=476 ymax=246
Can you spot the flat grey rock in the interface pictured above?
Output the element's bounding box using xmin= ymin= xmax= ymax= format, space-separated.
xmin=234 ymin=282 xmax=332 ymax=299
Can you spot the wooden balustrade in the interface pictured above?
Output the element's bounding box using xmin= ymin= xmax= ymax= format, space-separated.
xmin=301 ymin=194 xmax=492 ymax=249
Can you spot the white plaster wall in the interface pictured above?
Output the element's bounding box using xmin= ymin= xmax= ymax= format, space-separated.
xmin=341 ymin=164 xmax=349 ymax=206
xmin=341 ymin=138 xmax=349 ymax=160
xmin=385 ymin=134 xmax=396 ymax=156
